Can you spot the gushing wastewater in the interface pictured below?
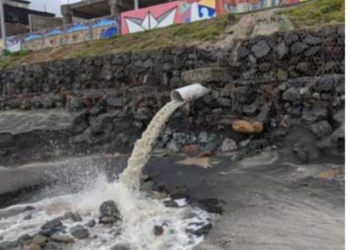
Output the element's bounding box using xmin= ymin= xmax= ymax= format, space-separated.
xmin=0 ymin=84 xmax=214 ymax=250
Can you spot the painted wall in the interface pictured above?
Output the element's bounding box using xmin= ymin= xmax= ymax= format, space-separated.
xmin=121 ymin=1 xmax=182 ymax=35
xmin=3 ymin=0 xmax=308 ymax=52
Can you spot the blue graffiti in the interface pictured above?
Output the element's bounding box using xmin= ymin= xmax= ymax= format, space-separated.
xmin=101 ymin=27 xmax=118 ymax=39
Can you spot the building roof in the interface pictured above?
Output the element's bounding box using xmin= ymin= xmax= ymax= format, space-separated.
xmin=9 ymin=0 xmax=31 ymax=4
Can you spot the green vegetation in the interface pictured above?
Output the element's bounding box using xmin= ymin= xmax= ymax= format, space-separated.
xmin=283 ymin=0 xmax=345 ymax=27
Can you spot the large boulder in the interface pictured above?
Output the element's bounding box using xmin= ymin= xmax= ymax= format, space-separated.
xmin=181 ymin=67 xmax=232 ymax=84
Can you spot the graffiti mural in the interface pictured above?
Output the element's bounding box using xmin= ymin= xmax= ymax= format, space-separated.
xmin=91 ymin=16 xmax=120 ymax=40
xmin=22 ymin=32 xmax=43 ymax=51
xmin=64 ymin=21 xmax=91 ymax=45
xmin=220 ymin=0 xmax=306 ymax=15
xmin=43 ymin=27 xmax=65 ymax=48
xmin=181 ymin=0 xmax=217 ymax=22
xmin=121 ymin=1 xmax=181 ymax=34
xmin=6 ymin=35 xmax=22 ymax=52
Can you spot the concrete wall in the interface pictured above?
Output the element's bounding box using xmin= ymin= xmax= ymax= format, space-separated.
xmin=29 ymin=15 xmax=64 ymax=32
xmin=4 ymin=0 xmax=308 ymax=52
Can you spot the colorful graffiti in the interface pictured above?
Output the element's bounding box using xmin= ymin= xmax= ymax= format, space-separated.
xmin=43 ymin=27 xmax=65 ymax=48
xmin=64 ymin=21 xmax=91 ymax=45
xmin=121 ymin=1 xmax=181 ymax=35
xmin=181 ymin=0 xmax=217 ymax=23
xmin=220 ymin=0 xmax=306 ymax=15
xmin=22 ymin=32 xmax=43 ymax=51
xmin=6 ymin=35 xmax=22 ymax=52
xmin=91 ymin=16 xmax=120 ymax=40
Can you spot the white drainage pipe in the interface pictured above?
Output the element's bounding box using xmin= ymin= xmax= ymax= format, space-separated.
xmin=171 ymin=83 xmax=211 ymax=102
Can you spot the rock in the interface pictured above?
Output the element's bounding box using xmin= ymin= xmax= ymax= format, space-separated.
xmin=51 ymin=234 xmax=75 ymax=244
xmin=86 ymin=220 xmax=96 ymax=228
xmin=66 ymin=95 xmax=83 ymax=112
xmin=153 ymin=225 xmax=164 ymax=236
xmin=111 ymin=244 xmax=130 ymax=250
xmin=23 ymin=214 xmax=33 ymax=220
xmin=237 ymin=46 xmax=250 ymax=58
xmin=252 ymin=40 xmax=271 ymax=58
xmin=332 ymin=109 xmax=344 ymax=128
xmin=299 ymin=87 xmax=311 ymax=99
xmin=296 ymin=62 xmax=310 ymax=73
xmin=143 ymin=58 xmax=153 ymax=68
xmin=63 ymin=212 xmax=82 ymax=222
xmin=40 ymin=219 xmax=64 ymax=236
xmin=106 ymin=97 xmax=123 ymax=108
xmin=0 ymin=241 xmax=17 ymax=250
xmin=282 ymin=88 xmax=301 ymax=102
xmin=136 ymin=107 xmax=153 ymax=121
xmin=182 ymin=144 xmax=200 ymax=155
xmin=293 ymin=142 xmax=319 ymax=163
xmin=193 ymin=224 xmax=212 ymax=235
xmin=44 ymin=242 xmax=66 ymax=250
xmin=220 ymin=138 xmax=237 ymax=152
xmin=16 ymin=234 xmax=32 ymax=246
xmin=70 ymin=225 xmax=89 ymax=239
xmin=277 ymin=69 xmax=288 ymax=80
xmin=99 ymin=216 xmax=118 ymax=224
xmin=338 ymin=24 xmax=345 ymax=37
xmin=242 ymin=102 xmax=259 ymax=116
xmin=100 ymin=200 xmax=120 ymax=219
xmin=140 ymin=181 xmax=154 ymax=192
xmin=232 ymin=120 xmax=263 ymax=134
xmin=163 ymin=200 xmax=179 ymax=208
xmin=284 ymin=31 xmax=299 ymax=45
xmin=303 ymin=35 xmax=322 ymax=45
xmin=216 ymin=97 xmax=231 ymax=107
xmin=276 ymin=42 xmax=289 ymax=59
xmin=258 ymin=63 xmax=271 ymax=72
xmin=29 ymin=243 xmax=42 ymax=250
xmin=311 ymin=121 xmax=333 ymax=138
xmin=32 ymin=235 xmax=47 ymax=247
xmin=291 ymin=42 xmax=309 ymax=56
xmin=302 ymin=106 xmax=328 ymax=124
xmin=304 ymin=46 xmax=321 ymax=57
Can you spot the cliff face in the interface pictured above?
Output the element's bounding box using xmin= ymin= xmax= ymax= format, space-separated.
xmin=0 ymin=25 xmax=345 ymax=166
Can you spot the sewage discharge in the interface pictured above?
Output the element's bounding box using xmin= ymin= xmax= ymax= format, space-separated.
xmin=0 ymin=84 xmax=212 ymax=250
xmin=121 ymin=83 xmax=210 ymax=190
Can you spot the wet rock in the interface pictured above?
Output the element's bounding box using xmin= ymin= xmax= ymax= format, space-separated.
xmin=40 ymin=219 xmax=64 ymax=237
xmin=111 ymin=244 xmax=130 ymax=250
xmin=166 ymin=139 xmax=182 ymax=153
xmin=99 ymin=200 xmax=120 ymax=224
xmin=51 ymin=234 xmax=75 ymax=244
xmin=291 ymin=42 xmax=309 ymax=55
xmin=163 ymin=200 xmax=179 ymax=208
xmin=0 ymin=241 xmax=17 ymax=250
xmin=32 ymin=235 xmax=47 ymax=247
xmin=153 ymin=225 xmax=164 ymax=236
xmin=16 ymin=234 xmax=32 ymax=245
xmin=282 ymin=88 xmax=301 ymax=102
xmin=70 ymin=225 xmax=89 ymax=239
xmin=252 ymin=40 xmax=271 ymax=58
xmin=311 ymin=121 xmax=333 ymax=138
xmin=232 ymin=120 xmax=263 ymax=134
xmin=23 ymin=214 xmax=33 ymax=220
xmin=140 ymin=181 xmax=154 ymax=192
xmin=44 ymin=242 xmax=65 ymax=250
xmin=63 ymin=212 xmax=82 ymax=222
xmin=86 ymin=220 xmax=96 ymax=228
xmin=220 ymin=138 xmax=237 ymax=152
xmin=193 ymin=224 xmax=212 ymax=235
